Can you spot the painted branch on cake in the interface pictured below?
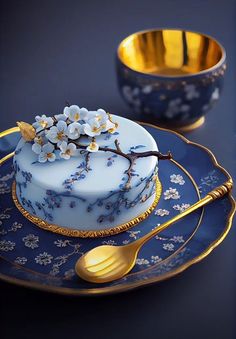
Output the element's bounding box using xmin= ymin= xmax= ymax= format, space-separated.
xmin=70 ymin=138 xmax=170 ymax=191
xmin=86 ymin=168 xmax=157 ymax=224
xmin=63 ymin=151 xmax=91 ymax=191
xmin=14 ymin=159 xmax=158 ymax=225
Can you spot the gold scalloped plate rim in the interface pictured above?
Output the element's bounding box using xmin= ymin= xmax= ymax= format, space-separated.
xmin=0 ymin=123 xmax=235 ymax=296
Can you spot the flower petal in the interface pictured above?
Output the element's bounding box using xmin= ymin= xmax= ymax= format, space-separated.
xmin=43 ymin=143 xmax=55 ymax=153
xmin=86 ymin=142 xmax=99 ymax=152
xmin=57 ymin=120 xmax=68 ymax=132
xmin=55 ymin=114 xmax=67 ymax=121
xmin=68 ymin=143 xmax=77 ymax=154
xmin=79 ymin=107 xmax=89 ymax=121
xmin=38 ymin=153 xmax=47 ymax=163
xmin=48 ymin=153 xmax=56 ymax=162
xmin=59 ymin=141 xmax=68 ymax=152
xmin=60 ymin=152 xmax=70 ymax=160
xmin=32 ymin=143 xmax=42 ymax=154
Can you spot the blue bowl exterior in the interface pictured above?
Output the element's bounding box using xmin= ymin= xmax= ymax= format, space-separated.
xmin=116 ymin=58 xmax=226 ymax=126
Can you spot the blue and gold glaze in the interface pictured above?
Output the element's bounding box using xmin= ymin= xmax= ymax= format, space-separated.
xmin=116 ymin=29 xmax=226 ymax=130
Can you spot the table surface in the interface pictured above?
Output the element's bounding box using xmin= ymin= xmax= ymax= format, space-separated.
xmin=1 ymin=1 xmax=235 ymax=338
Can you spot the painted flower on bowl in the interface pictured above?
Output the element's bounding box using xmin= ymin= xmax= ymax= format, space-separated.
xmin=184 ymin=84 xmax=200 ymax=100
xmin=165 ymin=98 xmax=190 ymax=119
xmin=46 ymin=120 xmax=68 ymax=145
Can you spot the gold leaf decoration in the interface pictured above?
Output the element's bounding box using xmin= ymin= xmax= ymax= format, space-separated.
xmin=17 ymin=121 xmax=36 ymax=141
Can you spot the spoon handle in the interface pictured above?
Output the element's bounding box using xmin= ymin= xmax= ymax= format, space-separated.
xmin=135 ymin=180 xmax=233 ymax=247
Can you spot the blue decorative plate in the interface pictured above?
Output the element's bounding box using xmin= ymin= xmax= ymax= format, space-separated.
xmin=0 ymin=124 xmax=235 ymax=295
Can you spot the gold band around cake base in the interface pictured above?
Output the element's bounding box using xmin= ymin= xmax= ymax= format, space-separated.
xmin=12 ymin=178 xmax=162 ymax=238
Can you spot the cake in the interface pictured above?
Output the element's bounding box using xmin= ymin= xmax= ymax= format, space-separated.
xmin=13 ymin=105 xmax=170 ymax=237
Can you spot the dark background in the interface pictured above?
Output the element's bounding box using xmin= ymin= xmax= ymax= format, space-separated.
xmin=1 ymin=1 xmax=235 ymax=338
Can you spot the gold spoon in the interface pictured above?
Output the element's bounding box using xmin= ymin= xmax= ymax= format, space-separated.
xmin=75 ymin=181 xmax=233 ymax=283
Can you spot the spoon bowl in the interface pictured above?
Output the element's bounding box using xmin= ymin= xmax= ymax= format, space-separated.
xmin=75 ymin=244 xmax=138 ymax=283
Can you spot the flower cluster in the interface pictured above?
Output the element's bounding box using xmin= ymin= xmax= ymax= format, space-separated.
xmin=28 ymin=105 xmax=118 ymax=163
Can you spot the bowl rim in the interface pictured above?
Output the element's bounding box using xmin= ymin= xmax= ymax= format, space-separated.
xmin=117 ymin=27 xmax=226 ymax=79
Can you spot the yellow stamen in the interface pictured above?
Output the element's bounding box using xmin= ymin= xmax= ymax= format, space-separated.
xmin=39 ymin=121 xmax=48 ymax=128
xmin=35 ymin=136 xmax=43 ymax=145
xmin=74 ymin=113 xmax=80 ymax=121
xmin=57 ymin=131 xmax=64 ymax=140
xmin=89 ymin=142 xmax=97 ymax=150
xmin=96 ymin=115 xmax=102 ymax=122
xmin=92 ymin=126 xmax=101 ymax=133
xmin=108 ymin=127 xmax=116 ymax=134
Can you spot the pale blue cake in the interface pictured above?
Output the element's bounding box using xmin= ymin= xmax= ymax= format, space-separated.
xmin=13 ymin=109 xmax=160 ymax=237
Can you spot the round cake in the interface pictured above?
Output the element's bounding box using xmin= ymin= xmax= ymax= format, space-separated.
xmin=12 ymin=105 xmax=165 ymax=237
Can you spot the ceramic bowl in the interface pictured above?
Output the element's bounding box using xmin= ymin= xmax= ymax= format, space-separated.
xmin=116 ymin=28 xmax=226 ymax=131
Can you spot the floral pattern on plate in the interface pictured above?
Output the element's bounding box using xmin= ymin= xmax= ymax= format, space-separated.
xmin=0 ymin=123 xmax=234 ymax=295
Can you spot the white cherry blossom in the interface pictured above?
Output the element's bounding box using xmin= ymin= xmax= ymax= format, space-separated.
xmin=122 ymin=86 xmax=141 ymax=107
xmin=163 ymin=243 xmax=175 ymax=251
xmin=88 ymin=108 xmax=107 ymax=123
xmin=83 ymin=118 xmax=102 ymax=137
xmin=23 ymin=234 xmax=39 ymax=249
xmin=136 ymin=258 xmax=150 ymax=265
xmin=59 ymin=142 xmax=77 ymax=159
xmin=0 ymin=240 xmax=15 ymax=251
xmin=142 ymin=85 xmax=152 ymax=94
xmin=212 ymin=87 xmax=219 ymax=100
xmin=184 ymin=84 xmax=200 ymax=100
xmin=127 ymin=230 xmax=140 ymax=239
xmin=86 ymin=141 xmax=99 ymax=152
xmin=64 ymin=269 xmax=76 ymax=279
xmin=46 ymin=120 xmax=68 ymax=145
xmin=67 ymin=122 xmax=83 ymax=140
xmin=38 ymin=143 xmax=56 ymax=163
xmin=103 ymin=119 xmax=117 ymax=133
xmin=170 ymin=174 xmax=185 ymax=185
xmin=202 ymin=87 xmax=220 ymax=112
xmin=164 ymin=187 xmax=180 ymax=200
xmin=33 ymin=114 xmax=54 ymax=132
xmin=14 ymin=257 xmax=28 ymax=265
xmin=173 ymin=203 xmax=190 ymax=213
xmin=165 ymin=98 xmax=190 ymax=119
xmin=171 ymin=235 xmax=185 ymax=243
xmin=150 ymin=255 xmax=162 ymax=264
xmin=54 ymin=113 xmax=67 ymax=121
xmin=154 ymin=208 xmax=170 ymax=217
xmin=32 ymin=135 xmax=47 ymax=154
xmin=35 ymin=252 xmax=53 ymax=265
xmin=63 ymin=105 xmax=88 ymax=122
xmin=54 ymin=239 xmax=71 ymax=247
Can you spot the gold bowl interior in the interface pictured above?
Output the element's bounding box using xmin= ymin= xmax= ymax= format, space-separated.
xmin=118 ymin=29 xmax=224 ymax=76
